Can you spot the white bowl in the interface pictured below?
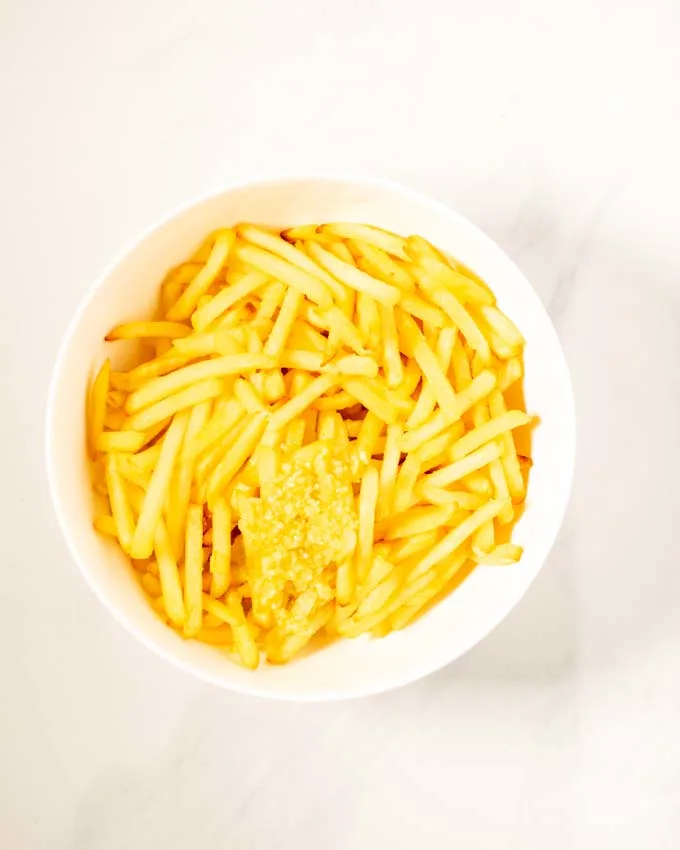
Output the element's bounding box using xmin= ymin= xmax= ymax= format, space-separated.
xmin=46 ymin=175 xmax=575 ymax=701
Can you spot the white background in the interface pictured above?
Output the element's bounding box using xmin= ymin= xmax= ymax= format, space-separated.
xmin=2 ymin=1 xmax=680 ymax=848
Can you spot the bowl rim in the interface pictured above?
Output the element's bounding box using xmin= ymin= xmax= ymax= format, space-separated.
xmin=45 ymin=173 xmax=576 ymax=701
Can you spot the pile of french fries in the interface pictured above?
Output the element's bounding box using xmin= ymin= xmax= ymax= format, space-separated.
xmin=88 ymin=221 xmax=534 ymax=667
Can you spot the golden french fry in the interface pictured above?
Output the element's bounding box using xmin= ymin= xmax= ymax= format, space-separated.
xmin=415 ymin=484 xmax=486 ymax=510
xmin=93 ymin=514 xmax=117 ymax=536
xmin=474 ymin=543 xmax=523 ymax=565
xmin=306 ymin=241 xmax=400 ymax=305
xmin=88 ymin=359 xmax=110 ymax=459
xmin=207 ymin=412 xmax=268 ymax=506
xmin=167 ymin=230 xmax=234 ymax=321
xmin=427 ymin=441 xmax=502 ymax=488
xmin=130 ymin=410 xmax=190 ymax=559
xmin=154 ymin=518 xmax=186 ymax=627
xmin=96 ymin=431 xmax=146 ymax=453
xmin=414 ymin=255 xmax=495 ymax=305
xmin=191 ymin=271 xmax=268 ymax=331
xmin=406 ymin=327 xmax=456 ymax=428
xmin=356 ymin=465 xmax=380 ymax=582
xmin=263 ymin=287 xmax=304 ymax=358
xmin=232 ymin=241 xmax=334 ymax=308
xmin=377 ymin=424 xmax=402 ymax=520
xmin=104 ymin=453 xmax=136 ymax=553
xmin=236 ymin=223 xmax=346 ymax=302
xmin=105 ymin=321 xmax=190 ymax=341
xmin=379 ymin=304 xmax=404 ymax=388
xmin=183 ymin=504 xmax=204 ymax=637
xmin=420 ymin=278 xmax=491 ymax=361
xmin=124 ymin=378 xmax=224 ymax=432
xmin=385 ymin=504 xmax=458 ymax=540
xmin=408 ymin=499 xmax=507 ymax=584
xmin=488 ymin=390 xmax=525 ymax=502
xmin=352 ymin=239 xmax=415 ymax=289
xmin=320 ymin=223 xmax=409 ymax=260
xmin=392 ymin=454 xmax=422 ymax=514
xmin=450 ymin=410 xmax=533 ymax=462
xmin=125 ymin=353 xmax=274 ymax=414
xmin=265 ymin=375 xmax=336 ymax=438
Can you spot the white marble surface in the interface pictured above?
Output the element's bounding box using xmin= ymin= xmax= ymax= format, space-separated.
xmin=2 ymin=0 xmax=680 ymax=847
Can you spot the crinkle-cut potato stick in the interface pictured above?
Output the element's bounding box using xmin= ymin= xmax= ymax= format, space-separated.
xmin=90 ymin=219 xmax=534 ymax=666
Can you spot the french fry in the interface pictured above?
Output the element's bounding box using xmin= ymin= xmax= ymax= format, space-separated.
xmin=191 ymin=271 xmax=268 ymax=331
xmin=474 ymin=543 xmax=523 ymax=565
xmin=355 ymin=291 xmax=381 ymax=350
xmin=488 ymin=390 xmax=525 ymax=502
xmin=320 ymin=223 xmax=410 ymax=260
xmin=93 ymin=514 xmax=117 ymax=536
xmin=233 ymin=377 xmax=266 ymax=413
xmin=130 ymin=410 xmax=190 ymax=559
xmin=385 ymin=504 xmax=458 ymax=540
xmin=207 ymin=412 xmax=268 ymax=505
xmin=406 ymin=327 xmax=456 ymax=428
xmin=405 ymin=234 xmax=448 ymax=263
xmin=306 ymin=241 xmax=400 ymax=305
xmin=352 ymin=239 xmax=415 ymax=289
xmin=420 ymin=278 xmax=491 ymax=361
xmin=415 ymin=484 xmax=486 ymax=510
xmin=88 ymin=359 xmax=110 ymax=459
xmin=356 ymin=465 xmax=380 ymax=582
xmin=167 ymin=400 xmax=212 ymax=558
xmin=265 ymin=375 xmax=336 ymax=438
xmin=111 ymin=350 xmax=190 ymax=391
xmin=341 ymin=377 xmax=403 ymax=426
xmin=414 ymin=255 xmax=495 ymax=305
xmin=167 ymin=230 xmax=234 ymax=321
xmin=379 ymin=304 xmax=403 ymax=388
xmin=124 ymin=378 xmax=224 ymax=432
xmin=450 ymin=410 xmax=533 ymax=461
xmin=398 ymin=292 xmax=447 ymax=327
xmin=236 ymin=223 xmax=347 ymax=302
xmin=393 ymin=453 xmax=421 ymax=513
xmin=395 ymin=310 xmax=458 ymax=419
xmin=183 ymin=504 xmax=204 ymax=637
xmin=478 ymin=305 xmax=524 ymax=348
xmin=96 ymin=431 xmax=146 ymax=453
xmin=105 ymin=321 xmax=190 ymax=341
xmin=263 ymin=286 xmax=304 ymax=358
xmin=377 ymin=424 xmax=402 ymax=519
xmin=232 ymin=241 xmax=334 ymax=308
xmin=426 ymin=441 xmax=502 ymax=488
xmin=125 ymin=354 xmax=274 ymax=414
xmin=154 ymin=518 xmax=186 ymax=627
xmin=461 ymin=471 xmax=493 ymax=496
xmin=104 ymin=453 xmax=136 ymax=553
xmin=390 ymin=550 xmax=469 ymax=630
xmin=408 ymin=499 xmax=507 ymax=585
